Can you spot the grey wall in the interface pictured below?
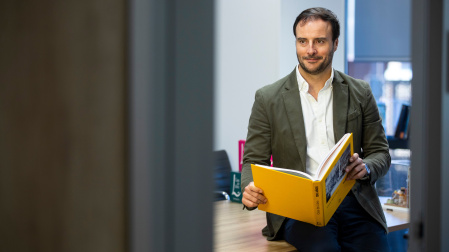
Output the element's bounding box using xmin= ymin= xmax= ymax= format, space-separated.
xmin=214 ymin=0 xmax=281 ymax=170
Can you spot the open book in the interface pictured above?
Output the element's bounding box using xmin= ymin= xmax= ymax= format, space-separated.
xmin=251 ymin=133 xmax=355 ymax=227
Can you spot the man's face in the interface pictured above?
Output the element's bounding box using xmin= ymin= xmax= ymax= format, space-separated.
xmin=295 ymin=19 xmax=338 ymax=76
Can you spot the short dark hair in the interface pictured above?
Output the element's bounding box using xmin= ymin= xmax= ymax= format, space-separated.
xmin=293 ymin=7 xmax=340 ymax=42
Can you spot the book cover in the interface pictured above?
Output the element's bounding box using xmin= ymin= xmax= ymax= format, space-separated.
xmin=251 ymin=133 xmax=355 ymax=226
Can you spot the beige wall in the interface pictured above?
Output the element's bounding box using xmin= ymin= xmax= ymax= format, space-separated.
xmin=0 ymin=1 xmax=126 ymax=251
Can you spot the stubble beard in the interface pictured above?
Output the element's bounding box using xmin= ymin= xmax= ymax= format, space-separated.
xmin=297 ymin=48 xmax=334 ymax=75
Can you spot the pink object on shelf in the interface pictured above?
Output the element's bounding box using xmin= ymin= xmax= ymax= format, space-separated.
xmin=238 ymin=140 xmax=245 ymax=172
xmin=238 ymin=140 xmax=273 ymax=172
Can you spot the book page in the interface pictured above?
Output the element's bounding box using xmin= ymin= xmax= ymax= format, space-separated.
xmin=315 ymin=133 xmax=350 ymax=180
xmin=255 ymin=164 xmax=314 ymax=180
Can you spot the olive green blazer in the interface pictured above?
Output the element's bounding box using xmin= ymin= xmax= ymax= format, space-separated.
xmin=241 ymin=69 xmax=391 ymax=240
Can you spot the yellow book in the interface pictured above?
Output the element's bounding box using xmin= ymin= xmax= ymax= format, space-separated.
xmin=252 ymin=133 xmax=355 ymax=227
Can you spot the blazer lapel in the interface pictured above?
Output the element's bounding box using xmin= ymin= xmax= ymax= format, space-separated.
xmin=282 ymin=70 xmax=307 ymax=172
xmin=332 ymin=71 xmax=349 ymax=142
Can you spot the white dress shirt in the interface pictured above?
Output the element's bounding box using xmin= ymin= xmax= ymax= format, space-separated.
xmin=296 ymin=65 xmax=335 ymax=177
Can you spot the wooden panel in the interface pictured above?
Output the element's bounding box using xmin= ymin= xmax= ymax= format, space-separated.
xmin=0 ymin=1 xmax=126 ymax=251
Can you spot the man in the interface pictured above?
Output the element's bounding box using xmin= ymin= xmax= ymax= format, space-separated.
xmin=241 ymin=7 xmax=391 ymax=252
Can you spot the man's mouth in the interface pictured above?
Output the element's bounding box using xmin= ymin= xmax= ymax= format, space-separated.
xmin=303 ymin=57 xmax=323 ymax=61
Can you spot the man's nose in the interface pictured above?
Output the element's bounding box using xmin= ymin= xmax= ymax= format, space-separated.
xmin=307 ymin=43 xmax=317 ymax=55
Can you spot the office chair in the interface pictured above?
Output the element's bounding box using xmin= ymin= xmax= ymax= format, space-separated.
xmin=213 ymin=150 xmax=231 ymax=201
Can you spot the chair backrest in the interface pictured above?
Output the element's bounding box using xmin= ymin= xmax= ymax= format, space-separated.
xmin=214 ymin=150 xmax=231 ymax=201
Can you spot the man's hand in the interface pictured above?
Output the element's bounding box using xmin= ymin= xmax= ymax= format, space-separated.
xmin=345 ymin=153 xmax=367 ymax=180
xmin=242 ymin=182 xmax=267 ymax=208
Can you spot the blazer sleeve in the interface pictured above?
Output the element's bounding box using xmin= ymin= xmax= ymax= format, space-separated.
xmin=240 ymin=89 xmax=273 ymax=195
xmin=359 ymin=84 xmax=391 ymax=184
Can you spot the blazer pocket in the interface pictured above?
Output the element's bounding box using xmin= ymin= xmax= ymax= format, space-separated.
xmin=347 ymin=109 xmax=361 ymax=121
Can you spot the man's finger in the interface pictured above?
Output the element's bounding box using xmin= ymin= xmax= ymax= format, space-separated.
xmin=242 ymin=197 xmax=258 ymax=208
xmin=349 ymin=153 xmax=359 ymax=163
xmin=247 ymin=182 xmax=263 ymax=194
xmin=245 ymin=186 xmax=267 ymax=203
xmin=347 ymin=163 xmax=366 ymax=180
xmin=243 ymin=190 xmax=266 ymax=204
xmin=346 ymin=156 xmax=361 ymax=173
xmin=243 ymin=183 xmax=267 ymax=206
xmin=245 ymin=184 xmax=261 ymax=196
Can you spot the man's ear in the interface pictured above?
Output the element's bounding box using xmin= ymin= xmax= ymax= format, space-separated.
xmin=333 ymin=38 xmax=339 ymax=52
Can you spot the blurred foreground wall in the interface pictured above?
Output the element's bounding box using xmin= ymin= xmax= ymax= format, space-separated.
xmin=0 ymin=1 xmax=126 ymax=251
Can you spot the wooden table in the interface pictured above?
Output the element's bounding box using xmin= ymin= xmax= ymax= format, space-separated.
xmin=214 ymin=200 xmax=296 ymax=252
xmin=379 ymin=196 xmax=410 ymax=232
xmin=214 ymin=198 xmax=409 ymax=252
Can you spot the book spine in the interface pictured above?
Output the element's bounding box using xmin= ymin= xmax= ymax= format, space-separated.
xmin=312 ymin=181 xmax=324 ymax=227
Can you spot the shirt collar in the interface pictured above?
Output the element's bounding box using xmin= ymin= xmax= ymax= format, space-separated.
xmin=296 ymin=65 xmax=334 ymax=93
